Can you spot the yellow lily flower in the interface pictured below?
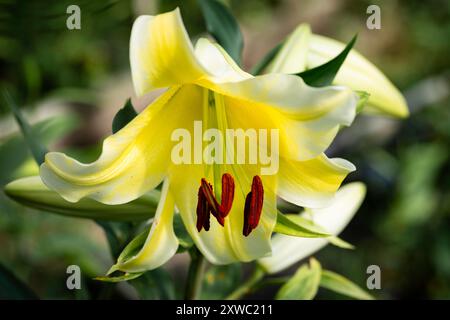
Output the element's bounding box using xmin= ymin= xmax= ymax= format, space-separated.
xmin=267 ymin=24 xmax=409 ymax=118
xmin=259 ymin=182 xmax=366 ymax=274
xmin=39 ymin=9 xmax=357 ymax=272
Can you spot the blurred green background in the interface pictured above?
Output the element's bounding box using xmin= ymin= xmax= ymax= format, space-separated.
xmin=0 ymin=0 xmax=449 ymax=299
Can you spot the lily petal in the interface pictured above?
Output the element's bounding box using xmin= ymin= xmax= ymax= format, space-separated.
xmin=130 ymin=8 xmax=209 ymax=96
xmin=194 ymin=37 xmax=251 ymax=83
xmin=266 ymin=23 xmax=311 ymax=74
xmin=112 ymin=178 xmax=178 ymax=273
xmin=40 ymin=85 xmax=203 ymax=204
xmin=277 ymin=154 xmax=355 ymax=208
xmin=259 ymin=182 xmax=366 ymax=274
xmin=219 ymin=74 xmax=357 ymax=160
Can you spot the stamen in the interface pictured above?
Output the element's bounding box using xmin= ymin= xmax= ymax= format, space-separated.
xmin=196 ymin=187 xmax=210 ymax=232
xmin=200 ymin=179 xmax=224 ymax=226
xmin=219 ymin=173 xmax=235 ymax=217
xmin=243 ymin=176 xmax=264 ymax=237
xmin=201 ymin=178 xmax=220 ymax=215
xmin=196 ymin=173 xmax=235 ymax=231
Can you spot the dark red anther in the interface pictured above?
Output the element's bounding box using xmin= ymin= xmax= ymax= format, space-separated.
xmin=219 ymin=173 xmax=235 ymax=217
xmin=243 ymin=176 xmax=264 ymax=237
xmin=196 ymin=173 xmax=235 ymax=231
xmin=201 ymin=179 xmax=220 ymax=215
xmin=200 ymin=178 xmax=225 ymax=226
xmin=196 ymin=186 xmax=210 ymax=232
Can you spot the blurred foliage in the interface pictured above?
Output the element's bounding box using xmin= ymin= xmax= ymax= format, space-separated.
xmin=200 ymin=264 xmax=242 ymax=299
xmin=0 ymin=0 xmax=449 ymax=299
xmin=0 ymin=0 xmax=133 ymax=107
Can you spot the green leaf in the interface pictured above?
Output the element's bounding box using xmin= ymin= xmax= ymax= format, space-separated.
xmin=356 ymin=90 xmax=370 ymax=114
xmin=251 ymin=41 xmax=284 ymax=75
xmin=1 ymin=88 xmax=47 ymax=164
xmin=274 ymin=212 xmax=331 ymax=238
xmin=102 ymin=226 xmax=148 ymax=274
xmin=112 ymin=214 xmax=191 ymax=260
xmin=201 ymin=264 xmax=242 ymax=299
xmin=0 ymin=263 xmax=38 ymax=299
xmin=101 ymin=245 xmax=176 ymax=300
xmin=291 ymin=214 xmax=354 ymax=249
xmin=95 ymin=272 xmax=143 ymax=283
xmin=0 ymin=115 xmax=79 ymax=183
xmin=4 ymin=176 xmax=160 ymax=221
xmin=198 ymin=0 xmax=243 ymax=65
xmin=328 ymin=236 xmax=354 ymax=250
xmin=320 ymin=270 xmax=374 ymax=300
xmin=276 ymin=258 xmax=321 ymax=300
xmin=275 ymin=212 xmax=354 ymax=249
xmin=115 ymin=228 xmax=149 ymax=266
xmin=296 ymin=35 xmax=357 ymax=87
xmin=112 ymin=98 xmax=137 ymax=134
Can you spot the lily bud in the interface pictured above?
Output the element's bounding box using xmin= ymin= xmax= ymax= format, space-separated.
xmin=4 ymin=176 xmax=159 ymax=221
xmin=308 ymin=34 xmax=408 ymax=118
xmin=267 ymin=24 xmax=409 ymax=118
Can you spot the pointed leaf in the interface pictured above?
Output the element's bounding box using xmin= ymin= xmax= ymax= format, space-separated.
xmin=95 ymin=272 xmax=143 ymax=283
xmin=102 ymin=228 xmax=148 ymax=278
xmin=290 ymin=214 xmax=354 ymax=249
xmin=275 ymin=212 xmax=354 ymax=249
xmin=1 ymin=88 xmax=47 ymax=164
xmin=112 ymin=98 xmax=138 ymax=134
xmin=328 ymin=236 xmax=354 ymax=250
xmin=115 ymin=229 xmax=149 ymax=266
xmin=320 ymin=270 xmax=374 ymax=300
xmin=0 ymin=115 xmax=79 ymax=183
xmin=274 ymin=212 xmax=331 ymax=238
xmin=296 ymin=35 xmax=357 ymax=87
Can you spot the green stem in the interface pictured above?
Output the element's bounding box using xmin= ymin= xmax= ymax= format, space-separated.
xmin=225 ymin=266 xmax=265 ymax=300
xmin=184 ymin=247 xmax=207 ymax=300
